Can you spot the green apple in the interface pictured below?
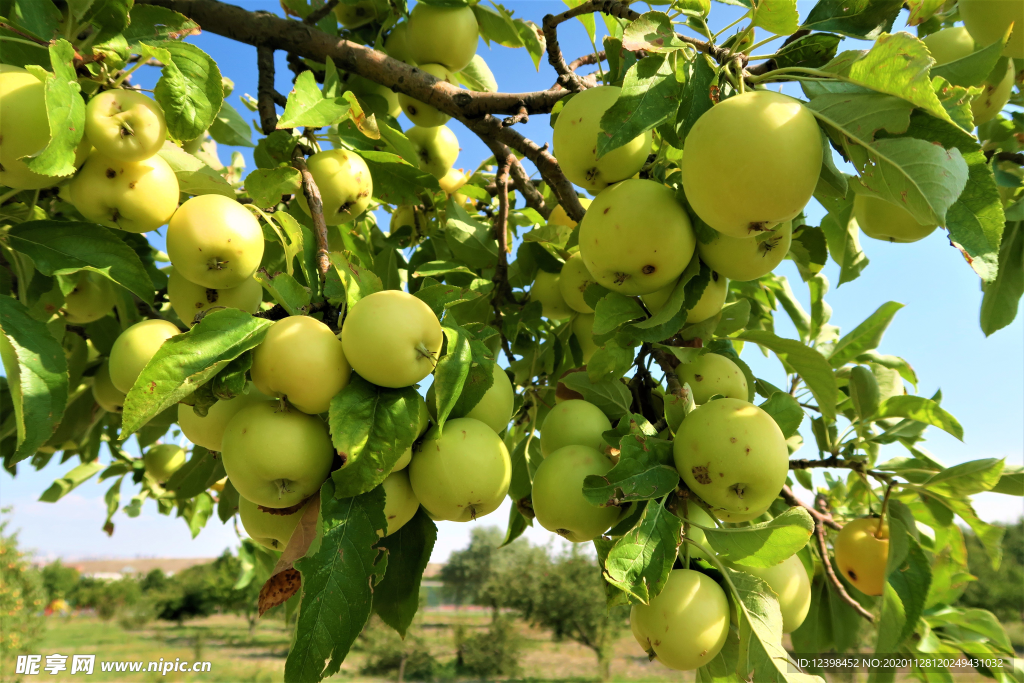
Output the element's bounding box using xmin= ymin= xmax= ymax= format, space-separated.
xmin=555 ymin=367 xmax=586 ymax=403
xmin=238 ymin=495 xmax=311 ymax=551
xmin=108 ymin=319 xmax=182 ymax=393
xmin=540 ymin=399 xmax=611 ymax=458
xmin=406 ymin=124 xmax=459 ymax=179
xmin=532 ymin=445 xmax=619 ymax=542
xmin=738 ymin=554 xmax=811 ymax=633
xmin=0 ymin=67 xmax=54 ymax=190
xmin=166 ymin=267 xmax=263 ymax=327
xmin=406 ymin=4 xmax=479 ymax=72
xmin=461 ymin=363 xmax=515 ymax=435
xmin=579 ymin=179 xmax=695 ymax=296
xmin=559 ymin=252 xmax=597 ymax=314
xmin=251 ymin=315 xmax=352 ymax=415
xmin=674 ymin=398 xmax=788 ymax=522
xmin=341 ymin=290 xmax=443 ymax=388
xmin=553 ymin=86 xmax=651 ymax=192
xmin=641 ymin=270 xmax=728 ymax=324
xmin=381 ymin=469 xmax=420 ymax=536
xmin=675 ymin=502 xmax=716 ymax=562
xmin=221 ymin=401 xmax=334 ymax=508
xmin=389 ymin=205 xmax=430 ymax=239
xmin=959 ymin=0 xmax=1024 ymax=58
xmin=971 ymin=59 xmax=1015 ymax=125
xmin=923 ymin=26 xmax=977 ymax=63
xmin=439 ymin=167 xmax=468 ymax=195
xmin=853 ymin=193 xmax=938 ymax=243
xmin=393 ymin=393 xmax=430 ymax=472
xmin=630 ymin=569 xmax=730 ymax=670
xmin=682 ymin=91 xmax=822 ymax=238
xmin=84 ymin=89 xmax=167 ymax=162
xmin=529 ymin=270 xmax=572 ymax=320
xmin=677 ymin=353 xmax=748 ymax=405
xmin=62 ymin=272 xmax=116 ymax=324
xmin=143 ymin=444 xmax=186 ymax=482
xmin=384 ymin=22 xmax=414 ymax=63
xmin=398 ymin=64 xmax=455 ymax=128
xmin=92 ymin=359 xmax=126 ymax=413
xmin=548 ymin=198 xmax=592 ymax=229
xmin=177 ymin=384 xmax=270 ymax=452
xmin=834 ymin=517 xmax=889 ymax=597
xmin=409 ymin=417 xmax=511 ymax=521
xmin=296 ymin=149 xmax=373 ymax=225
xmin=571 ymin=313 xmax=598 ymax=363
xmin=68 ymin=150 xmax=179 ymax=233
xmin=167 ymin=194 xmax=265 ymax=289
xmin=697 ymin=221 xmax=792 ymax=281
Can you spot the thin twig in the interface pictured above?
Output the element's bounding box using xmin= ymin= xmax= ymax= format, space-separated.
xmin=304 ymin=0 xmax=339 ymax=25
xmin=508 ymin=158 xmax=548 ymax=218
xmin=256 ymin=46 xmax=280 ymax=135
xmin=651 ymin=348 xmax=682 ymax=396
xmin=567 ymin=50 xmax=606 ymax=72
xmin=502 ymin=102 xmax=530 ymax=127
xmin=290 ymin=147 xmax=331 ymax=295
xmin=542 ymin=14 xmax=589 ymax=92
xmin=253 ymin=301 xmax=329 ymax=321
xmin=487 ymin=142 xmax=517 ymax=366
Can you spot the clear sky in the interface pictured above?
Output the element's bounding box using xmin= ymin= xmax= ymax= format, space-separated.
xmin=2 ymin=1 xmax=1021 ymax=563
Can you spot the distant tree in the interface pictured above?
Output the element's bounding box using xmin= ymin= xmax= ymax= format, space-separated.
xmin=139 ymin=568 xmax=171 ymax=593
xmin=0 ymin=511 xmax=46 ymax=667
xmin=959 ymin=519 xmax=1024 ymax=622
xmin=39 ymin=559 xmax=79 ymax=604
xmin=438 ymin=527 xmax=504 ymax=608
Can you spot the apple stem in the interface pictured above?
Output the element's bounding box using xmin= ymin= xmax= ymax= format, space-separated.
xmin=119 ymin=120 xmax=136 ymax=138
xmin=276 ymin=479 xmax=294 ymax=499
xmin=415 ymin=342 xmax=437 ymax=366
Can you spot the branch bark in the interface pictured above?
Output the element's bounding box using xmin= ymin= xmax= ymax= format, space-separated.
xmin=256 ymin=45 xmax=279 ymax=135
xmin=290 ymin=146 xmax=330 ymax=296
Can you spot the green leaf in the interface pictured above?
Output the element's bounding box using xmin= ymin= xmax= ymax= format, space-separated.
xmin=151 ymin=40 xmax=225 ymax=141
xmin=445 ymin=217 xmax=498 ymax=269
xmin=7 ymin=221 xmax=155 ymax=304
xmin=597 ymin=53 xmax=679 ymax=159
xmin=209 ymin=101 xmax=255 ymax=147
xmin=413 ymin=281 xmax=481 ymax=316
xmin=373 ymin=508 xmax=437 ymax=636
xmin=327 ymin=252 xmax=382 ymax=310
xmin=122 ymin=5 xmax=200 ymax=44
xmin=602 ymin=499 xmax=681 ymax=605
xmin=828 ymin=301 xmax=903 ymax=367
xmin=5 ymin=0 xmax=62 ymax=39
xmin=925 ymin=458 xmax=1004 ymax=497
xmin=38 ymin=460 xmax=105 ymax=503
xmin=931 ymin=28 xmax=1010 ymax=87
xmin=705 ymin=507 xmax=814 ymax=568
xmin=877 ymin=517 xmax=931 ymax=652
xmin=25 ymin=40 xmax=84 ymax=179
xmin=816 ymin=192 xmax=869 ymax=285
xmin=874 ymin=395 xmax=963 ymax=441
xmin=454 ymin=54 xmax=498 ymax=93
xmin=515 ymin=19 xmax=545 ymax=70
xmin=593 ymin=293 xmax=645 ymax=335
xmin=0 ymin=296 xmax=68 ymax=464
xmin=287 ymin=481 xmax=386 ymax=683
xmin=121 ymin=310 xmax=271 ymax=437
xmin=582 ymin=432 xmax=678 ymax=506
xmin=184 ymin=492 xmax=214 ymax=538
xmin=561 ymin=371 xmax=633 ymax=420
xmin=279 ymin=71 xmax=359 ymax=129
xmin=989 ymin=464 xmax=1023 ymax=496
xmin=433 ymin=325 xmax=472 ymax=432
xmin=254 ymin=270 xmax=311 ymax=315
xmin=357 ymin=150 xmax=440 ymax=205
xmin=156 ymin=145 xmax=235 ymax=198
xmin=330 ymin=377 xmax=423 ymax=498
xmin=621 ymin=12 xmax=690 ymax=53
xmin=848 ymin=365 xmax=880 ymax=420
xmin=675 ymin=54 xmax=717 ymax=142
xmin=163 ymin=447 xmax=221 ymax=499
xmin=771 ymin=33 xmax=841 ymax=70
xmin=807 ymin=95 xmax=969 ymax=227
xmin=244 ymin=167 xmax=301 ymax=209
xmin=758 ymin=392 xmax=803 ymax=438
xmin=752 ymin=0 xmax=799 ymax=36
xmin=735 ymin=330 xmax=839 ymax=421
xmin=980 ymin=217 xmax=1022 ymax=335
xmin=218 ymin=478 xmax=239 ymax=523
xmin=801 ymin=0 xmax=902 ymax=39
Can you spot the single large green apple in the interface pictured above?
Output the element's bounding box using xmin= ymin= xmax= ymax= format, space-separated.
xmin=540 ymin=399 xmax=611 ymax=458
xmin=532 ymin=445 xmax=619 ymax=542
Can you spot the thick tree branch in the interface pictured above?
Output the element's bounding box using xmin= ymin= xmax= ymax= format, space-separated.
xmin=256 ymin=46 xmax=279 ymax=135
xmin=290 ymin=146 xmax=330 ymax=296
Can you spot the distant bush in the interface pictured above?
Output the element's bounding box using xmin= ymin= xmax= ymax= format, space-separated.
xmin=0 ymin=511 xmax=46 ymax=664
xmin=359 ymin=618 xmax=441 ymax=681
xmin=456 ymin=615 xmax=522 ymax=679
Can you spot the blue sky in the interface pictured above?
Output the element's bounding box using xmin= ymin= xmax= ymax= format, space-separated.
xmin=2 ymin=1 xmax=1021 ymax=563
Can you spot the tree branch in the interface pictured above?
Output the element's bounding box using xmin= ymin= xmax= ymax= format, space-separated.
xmin=256 ymin=45 xmax=279 ymax=135
xmin=567 ymin=50 xmax=606 ymax=72
xmin=290 ymin=146 xmax=330 ymax=297
xmin=304 ymin=0 xmax=338 ymax=25
xmin=542 ymin=13 xmax=589 ymax=93
xmin=508 ymin=158 xmax=549 ymax=218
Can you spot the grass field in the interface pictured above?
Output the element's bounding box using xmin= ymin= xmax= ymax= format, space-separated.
xmin=3 ymin=611 xmax=1020 ymax=682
